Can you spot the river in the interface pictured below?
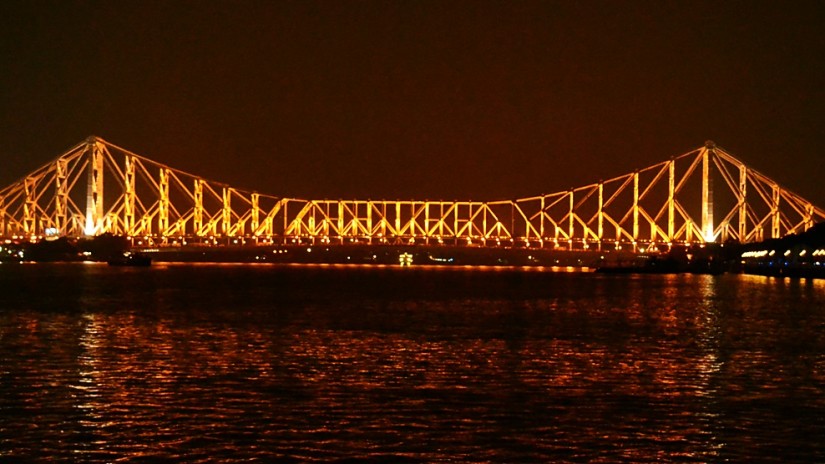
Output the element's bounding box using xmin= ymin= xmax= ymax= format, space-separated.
xmin=1 ymin=263 xmax=823 ymax=462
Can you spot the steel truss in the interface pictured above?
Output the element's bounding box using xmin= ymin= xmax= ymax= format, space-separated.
xmin=0 ymin=137 xmax=822 ymax=249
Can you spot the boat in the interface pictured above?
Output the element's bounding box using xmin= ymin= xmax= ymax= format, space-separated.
xmin=107 ymin=252 xmax=152 ymax=266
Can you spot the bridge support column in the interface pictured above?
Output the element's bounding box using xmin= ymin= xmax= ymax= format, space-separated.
xmin=194 ymin=180 xmax=203 ymax=236
xmin=84 ymin=138 xmax=104 ymax=236
xmin=24 ymin=177 xmax=36 ymax=235
xmin=55 ymin=158 xmax=68 ymax=235
xmin=424 ymin=202 xmax=430 ymax=244
xmin=771 ymin=185 xmax=780 ymax=239
xmin=568 ymin=190 xmax=574 ymax=250
xmin=701 ymin=143 xmax=715 ymax=242
xmin=632 ymin=171 xmax=639 ymax=248
xmin=337 ymin=201 xmax=344 ymax=240
xmin=738 ymin=164 xmax=747 ymax=241
xmin=282 ymin=201 xmax=289 ymax=243
xmin=482 ymin=203 xmax=488 ymax=243
xmin=395 ymin=203 xmax=401 ymax=241
xmin=222 ymin=187 xmax=231 ymax=237
xmin=124 ymin=156 xmax=136 ymax=235
xmin=668 ymin=159 xmax=675 ymax=241
xmin=540 ymin=196 xmax=545 ymax=240
xmin=597 ymin=182 xmax=603 ymax=249
xmin=159 ymin=168 xmax=169 ymax=237
xmin=367 ymin=202 xmax=373 ymax=244
xmin=251 ymin=193 xmax=260 ymax=236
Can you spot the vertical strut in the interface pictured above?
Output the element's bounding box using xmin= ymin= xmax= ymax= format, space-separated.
xmin=194 ymin=180 xmax=203 ymax=236
xmin=453 ymin=202 xmax=459 ymax=241
xmin=84 ymin=138 xmax=104 ymax=236
xmin=539 ymin=195 xmax=545 ymax=238
xmin=424 ymin=202 xmax=430 ymax=243
xmin=367 ymin=201 xmax=373 ymax=243
xmin=738 ymin=164 xmax=747 ymax=241
xmin=395 ymin=202 xmax=401 ymax=237
xmin=222 ymin=187 xmax=231 ymax=236
xmin=283 ymin=201 xmax=289 ymax=240
xmin=337 ymin=201 xmax=344 ymax=238
xmin=24 ymin=177 xmax=36 ymax=235
xmin=159 ymin=168 xmax=169 ymax=235
xmin=771 ymin=185 xmax=780 ymax=239
xmin=632 ymin=171 xmax=639 ymax=243
xmin=438 ymin=202 xmax=443 ymax=238
xmin=55 ymin=158 xmax=68 ymax=234
xmin=597 ymin=182 xmax=603 ymax=249
xmin=124 ymin=156 xmax=135 ymax=235
xmin=701 ymin=143 xmax=714 ymax=242
xmin=483 ymin=203 xmax=488 ymax=239
xmin=510 ymin=202 xmax=515 ymax=242
xmin=568 ymin=190 xmax=574 ymax=249
xmin=667 ymin=159 xmax=675 ymax=241
xmin=251 ymin=193 xmax=260 ymax=235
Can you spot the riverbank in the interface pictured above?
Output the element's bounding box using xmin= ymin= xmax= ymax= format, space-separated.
xmin=6 ymin=230 xmax=825 ymax=279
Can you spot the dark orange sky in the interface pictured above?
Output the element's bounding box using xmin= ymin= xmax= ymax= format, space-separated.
xmin=1 ymin=0 xmax=823 ymax=204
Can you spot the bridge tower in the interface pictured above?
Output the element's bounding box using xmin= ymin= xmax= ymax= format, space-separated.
xmin=84 ymin=136 xmax=105 ymax=236
xmin=701 ymin=140 xmax=715 ymax=242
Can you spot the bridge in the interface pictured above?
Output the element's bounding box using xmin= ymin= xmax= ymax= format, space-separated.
xmin=1 ymin=136 xmax=822 ymax=252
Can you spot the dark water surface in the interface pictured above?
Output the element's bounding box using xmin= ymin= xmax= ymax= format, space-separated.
xmin=1 ymin=263 xmax=824 ymax=462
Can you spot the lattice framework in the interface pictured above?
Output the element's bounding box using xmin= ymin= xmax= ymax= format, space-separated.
xmin=0 ymin=137 xmax=821 ymax=249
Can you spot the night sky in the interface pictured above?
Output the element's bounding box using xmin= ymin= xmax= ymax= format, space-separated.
xmin=1 ymin=0 xmax=823 ymax=204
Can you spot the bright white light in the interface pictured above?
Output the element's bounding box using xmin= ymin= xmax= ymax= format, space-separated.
xmin=741 ymin=250 xmax=769 ymax=258
xmin=702 ymin=226 xmax=716 ymax=243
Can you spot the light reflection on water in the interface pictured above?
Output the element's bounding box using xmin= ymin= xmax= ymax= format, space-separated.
xmin=0 ymin=264 xmax=824 ymax=462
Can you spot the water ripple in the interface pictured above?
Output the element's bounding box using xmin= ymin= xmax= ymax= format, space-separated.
xmin=0 ymin=265 xmax=824 ymax=462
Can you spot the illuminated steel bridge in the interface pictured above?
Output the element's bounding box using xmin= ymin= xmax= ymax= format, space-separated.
xmin=1 ymin=136 xmax=822 ymax=251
